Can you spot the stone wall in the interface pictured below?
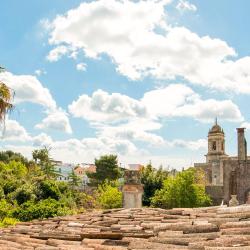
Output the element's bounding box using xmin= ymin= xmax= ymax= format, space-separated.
xmin=223 ymin=159 xmax=250 ymax=204
xmin=205 ymin=185 xmax=224 ymax=205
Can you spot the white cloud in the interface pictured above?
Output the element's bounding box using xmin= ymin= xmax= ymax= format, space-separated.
xmin=33 ymin=133 xmax=53 ymax=147
xmin=76 ymin=63 xmax=87 ymax=71
xmin=98 ymin=120 xmax=165 ymax=145
xmin=142 ymin=84 xmax=243 ymax=122
xmin=69 ymin=89 xmax=147 ymax=123
xmin=176 ymin=0 xmax=197 ymax=12
xmin=170 ymin=139 xmax=207 ymax=151
xmin=0 ymin=71 xmax=56 ymax=110
xmin=0 ymin=119 xmax=31 ymax=142
xmin=46 ymin=0 xmax=250 ymax=94
xmin=34 ymin=69 xmax=46 ymax=76
xmin=46 ymin=45 xmax=69 ymax=62
xmin=35 ymin=110 xmax=72 ymax=134
xmin=241 ymin=122 xmax=250 ymax=130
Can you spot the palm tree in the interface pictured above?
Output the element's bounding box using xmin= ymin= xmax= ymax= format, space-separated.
xmin=0 ymin=67 xmax=14 ymax=123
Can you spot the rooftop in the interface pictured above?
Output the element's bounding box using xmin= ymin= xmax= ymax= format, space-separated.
xmin=1 ymin=205 xmax=250 ymax=249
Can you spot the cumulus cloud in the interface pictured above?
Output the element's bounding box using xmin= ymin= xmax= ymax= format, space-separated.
xmin=46 ymin=0 xmax=250 ymax=93
xmin=97 ymin=120 xmax=165 ymax=145
xmin=0 ymin=119 xmax=31 ymax=142
xmin=176 ymin=0 xmax=197 ymax=12
xmin=32 ymin=133 xmax=53 ymax=147
xmin=142 ymin=84 xmax=243 ymax=122
xmin=68 ymin=89 xmax=147 ymax=123
xmin=69 ymin=84 xmax=243 ymax=124
xmin=0 ymin=71 xmax=56 ymax=110
xmin=46 ymin=45 xmax=70 ymax=62
xmin=35 ymin=110 xmax=72 ymax=134
xmin=170 ymin=139 xmax=207 ymax=151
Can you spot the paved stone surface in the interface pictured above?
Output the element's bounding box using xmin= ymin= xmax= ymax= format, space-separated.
xmin=2 ymin=205 xmax=250 ymax=249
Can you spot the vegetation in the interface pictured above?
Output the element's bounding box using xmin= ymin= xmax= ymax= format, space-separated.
xmin=141 ymin=163 xmax=169 ymax=206
xmin=0 ymin=66 xmax=14 ymax=123
xmin=151 ymin=168 xmax=211 ymax=209
xmin=87 ymin=154 xmax=121 ymax=186
xmin=96 ymin=181 xmax=122 ymax=209
xmin=0 ymin=148 xmax=211 ymax=226
xmin=0 ymin=149 xmax=91 ymax=225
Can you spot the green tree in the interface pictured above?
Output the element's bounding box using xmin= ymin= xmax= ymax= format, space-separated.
xmin=0 ymin=67 xmax=14 ymax=123
xmin=88 ymin=155 xmax=121 ymax=185
xmin=68 ymin=170 xmax=82 ymax=188
xmin=96 ymin=181 xmax=122 ymax=209
xmin=141 ymin=163 xmax=169 ymax=206
xmin=151 ymin=168 xmax=211 ymax=209
xmin=32 ymin=148 xmax=59 ymax=179
xmin=0 ymin=150 xmax=28 ymax=165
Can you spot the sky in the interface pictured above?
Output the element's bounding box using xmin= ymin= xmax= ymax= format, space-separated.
xmin=0 ymin=0 xmax=250 ymax=169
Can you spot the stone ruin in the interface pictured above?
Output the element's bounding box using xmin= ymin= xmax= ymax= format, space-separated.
xmin=122 ymin=170 xmax=143 ymax=209
xmin=3 ymin=205 xmax=250 ymax=249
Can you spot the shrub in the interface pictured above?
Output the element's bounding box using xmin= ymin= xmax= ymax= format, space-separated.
xmin=151 ymin=168 xmax=211 ymax=209
xmin=96 ymin=181 xmax=122 ymax=209
xmin=11 ymin=184 xmax=36 ymax=205
xmin=37 ymin=180 xmax=61 ymax=200
xmin=0 ymin=199 xmax=13 ymax=219
xmin=13 ymin=198 xmax=72 ymax=221
xmin=0 ymin=217 xmax=18 ymax=227
xmin=74 ymin=192 xmax=97 ymax=209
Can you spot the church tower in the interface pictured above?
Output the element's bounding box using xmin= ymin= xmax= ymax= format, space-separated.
xmin=206 ymin=119 xmax=227 ymax=185
xmin=206 ymin=118 xmax=226 ymax=163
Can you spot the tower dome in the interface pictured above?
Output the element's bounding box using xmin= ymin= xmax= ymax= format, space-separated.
xmin=206 ymin=118 xmax=226 ymax=163
xmin=209 ymin=118 xmax=224 ymax=134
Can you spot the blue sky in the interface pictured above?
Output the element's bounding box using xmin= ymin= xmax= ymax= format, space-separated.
xmin=0 ymin=0 xmax=250 ymax=169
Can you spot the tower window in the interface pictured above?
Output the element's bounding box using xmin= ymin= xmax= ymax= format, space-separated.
xmin=212 ymin=141 xmax=216 ymax=150
xmin=221 ymin=142 xmax=224 ymax=151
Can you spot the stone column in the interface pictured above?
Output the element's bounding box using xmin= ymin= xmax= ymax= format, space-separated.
xmin=237 ymin=128 xmax=247 ymax=161
xmin=122 ymin=170 xmax=143 ymax=208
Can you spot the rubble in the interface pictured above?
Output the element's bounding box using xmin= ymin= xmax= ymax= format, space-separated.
xmin=2 ymin=205 xmax=250 ymax=249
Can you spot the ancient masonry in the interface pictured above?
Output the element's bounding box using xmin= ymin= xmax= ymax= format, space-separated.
xmin=3 ymin=206 xmax=250 ymax=249
xmin=122 ymin=170 xmax=143 ymax=209
xmin=195 ymin=120 xmax=250 ymax=205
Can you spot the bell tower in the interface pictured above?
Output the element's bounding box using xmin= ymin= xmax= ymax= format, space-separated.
xmin=206 ymin=118 xmax=226 ymax=163
xmin=206 ymin=118 xmax=227 ymax=185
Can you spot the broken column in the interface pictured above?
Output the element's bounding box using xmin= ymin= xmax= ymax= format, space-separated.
xmin=237 ymin=128 xmax=247 ymax=161
xmin=122 ymin=170 xmax=143 ymax=208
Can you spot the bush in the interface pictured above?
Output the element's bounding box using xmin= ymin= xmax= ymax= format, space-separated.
xmin=151 ymin=168 xmax=211 ymax=209
xmin=141 ymin=164 xmax=169 ymax=206
xmin=0 ymin=199 xmax=14 ymax=219
xmin=37 ymin=180 xmax=61 ymax=200
xmin=11 ymin=184 xmax=36 ymax=205
xmin=96 ymin=181 xmax=122 ymax=209
xmin=0 ymin=217 xmax=19 ymax=227
xmin=74 ymin=192 xmax=97 ymax=209
xmin=13 ymin=198 xmax=72 ymax=221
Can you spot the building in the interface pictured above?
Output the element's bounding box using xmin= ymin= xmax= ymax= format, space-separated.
xmin=55 ymin=162 xmax=74 ymax=182
xmin=195 ymin=119 xmax=250 ymax=205
xmin=55 ymin=162 xmax=96 ymax=187
xmin=128 ymin=164 xmax=143 ymax=171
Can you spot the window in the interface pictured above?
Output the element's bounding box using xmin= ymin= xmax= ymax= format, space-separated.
xmin=212 ymin=141 xmax=216 ymax=150
xmin=221 ymin=142 xmax=224 ymax=151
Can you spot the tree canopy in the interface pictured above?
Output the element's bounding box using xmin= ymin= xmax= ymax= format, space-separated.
xmin=151 ymin=168 xmax=211 ymax=209
xmin=87 ymin=155 xmax=121 ymax=185
xmin=141 ymin=163 xmax=169 ymax=206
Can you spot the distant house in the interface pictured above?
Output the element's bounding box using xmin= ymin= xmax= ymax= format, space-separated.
xmin=128 ymin=164 xmax=143 ymax=171
xmin=74 ymin=163 xmax=96 ymax=186
xmin=54 ymin=162 xmax=96 ymax=187
xmin=55 ymin=163 xmax=74 ymax=182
